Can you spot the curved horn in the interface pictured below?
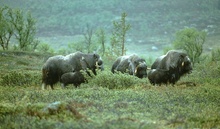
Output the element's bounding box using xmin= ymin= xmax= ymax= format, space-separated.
xmin=134 ymin=67 xmax=137 ymax=74
xmin=182 ymin=62 xmax=184 ymax=67
xmin=95 ymin=61 xmax=99 ymax=69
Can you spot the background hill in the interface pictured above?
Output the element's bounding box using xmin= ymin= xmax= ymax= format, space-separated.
xmin=1 ymin=0 xmax=220 ymax=58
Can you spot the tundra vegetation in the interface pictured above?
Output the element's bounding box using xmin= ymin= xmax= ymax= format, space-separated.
xmin=0 ymin=50 xmax=220 ymax=129
xmin=0 ymin=1 xmax=220 ymax=128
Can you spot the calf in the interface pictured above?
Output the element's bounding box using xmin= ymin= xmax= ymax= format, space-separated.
xmin=148 ymin=69 xmax=172 ymax=85
xmin=60 ymin=71 xmax=86 ymax=88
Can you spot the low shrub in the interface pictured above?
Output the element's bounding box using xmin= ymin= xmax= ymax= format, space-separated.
xmin=0 ymin=71 xmax=41 ymax=87
xmin=84 ymin=70 xmax=149 ymax=89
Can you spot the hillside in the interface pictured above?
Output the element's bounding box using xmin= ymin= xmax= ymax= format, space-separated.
xmin=1 ymin=0 xmax=220 ymax=37
xmin=0 ymin=51 xmax=220 ymax=128
xmin=1 ymin=0 xmax=220 ymax=59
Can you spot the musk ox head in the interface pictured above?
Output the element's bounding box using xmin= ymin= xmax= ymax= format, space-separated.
xmin=93 ymin=53 xmax=104 ymax=70
xmin=132 ymin=58 xmax=148 ymax=78
xmin=81 ymin=53 xmax=104 ymax=71
xmin=112 ymin=54 xmax=148 ymax=78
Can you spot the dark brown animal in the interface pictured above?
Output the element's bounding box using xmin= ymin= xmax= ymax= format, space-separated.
xmin=60 ymin=71 xmax=86 ymax=88
xmin=148 ymin=69 xmax=171 ymax=85
xmin=41 ymin=51 xmax=103 ymax=90
xmin=149 ymin=50 xmax=192 ymax=85
xmin=111 ymin=54 xmax=148 ymax=78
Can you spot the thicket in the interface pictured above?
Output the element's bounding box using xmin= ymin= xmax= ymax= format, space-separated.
xmin=0 ymin=71 xmax=41 ymax=87
xmin=0 ymin=6 xmax=38 ymax=51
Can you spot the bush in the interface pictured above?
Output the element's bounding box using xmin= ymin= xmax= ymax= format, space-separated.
xmin=84 ymin=70 xmax=149 ymax=89
xmin=0 ymin=71 xmax=41 ymax=86
xmin=172 ymin=28 xmax=206 ymax=66
xmin=186 ymin=54 xmax=220 ymax=85
xmin=211 ymin=48 xmax=220 ymax=62
xmin=37 ymin=43 xmax=53 ymax=53
xmin=0 ymin=6 xmax=38 ymax=51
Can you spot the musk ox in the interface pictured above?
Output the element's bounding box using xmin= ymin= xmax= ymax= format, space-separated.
xmin=148 ymin=69 xmax=171 ymax=85
xmin=148 ymin=67 xmax=176 ymax=85
xmin=111 ymin=54 xmax=148 ymax=78
xmin=60 ymin=57 xmax=94 ymax=88
xmin=149 ymin=50 xmax=192 ymax=85
xmin=41 ymin=51 xmax=103 ymax=90
xmin=60 ymin=71 xmax=86 ymax=88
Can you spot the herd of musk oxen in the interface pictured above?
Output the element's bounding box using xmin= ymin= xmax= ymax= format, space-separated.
xmin=41 ymin=50 xmax=193 ymax=90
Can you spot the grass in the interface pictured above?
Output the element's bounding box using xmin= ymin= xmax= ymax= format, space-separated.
xmin=0 ymin=50 xmax=220 ymax=129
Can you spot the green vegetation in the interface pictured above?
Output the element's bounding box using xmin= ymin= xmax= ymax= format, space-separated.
xmin=83 ymin=24 xmax=94 ymax=53
xmin=211 ymin=48 xmax=220 ymax=62
xmin=172 ymin=28 xmax=206 ymax=65
xmin=110 ymin=12 xmax=131 ymax=56
xmin=96 ymin=28 xmax=106 ymax=57
xmin=0 ymin=49 xmax=220 ymax=128
xmin=0 ymin=6 xmax=38 ymax=51
xmin=0 ymin=6 xmax=13 ymax=50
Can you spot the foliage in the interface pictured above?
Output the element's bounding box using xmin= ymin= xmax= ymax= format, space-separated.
xmin=0 ymin=6 xmax=14 ymax=50
xmin=0 ymin=71 xmax=41 ymax=86
xmin=83 ymin=24 xmax=94 ymax=53
xmin=211 ymin=47 xmax=220 ymax=62
xmin=96 ymin=28 xmax=106 ymax=56
xmin=84 ymin=70 xmax=148 ymax=89
xmin=0 ymin=6 xmax=39 ymax=51
xmin=110 ymin=12 xmax=131 ymax=56
xmin=36 ymin=43 xmax=53 ymax=53
xmin=181 ymin=53 xmax=220 ymax=85
xmin=8 ymin=8 xmax=39 ymax=51
xmin=172 ymin=28 xmax=206 ymax=65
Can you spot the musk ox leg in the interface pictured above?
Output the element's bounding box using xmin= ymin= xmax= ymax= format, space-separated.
xmin=61 ymin=83 xmax=66 ymax=89
xmin=42 ymin=83 xmax=54 ymax=90
xmin=50 ymin=84 xmax=54 ymax=90
xmin=41 ymin=83 xmax=46 ymax=90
